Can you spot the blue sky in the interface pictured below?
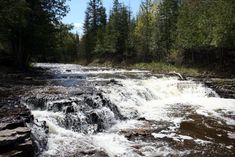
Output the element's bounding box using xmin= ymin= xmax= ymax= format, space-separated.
xmin=62 ymin=0 xmax=142 ymax=34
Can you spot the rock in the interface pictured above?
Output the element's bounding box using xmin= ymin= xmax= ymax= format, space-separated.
xmin=204 ymin=78 xmax=235 ymax=99
xmin=85 ymin=97 xmax=99 ymax=108
xmin=120 ymin=128 xmax=156 ymax=141
xmin=0 ymin=104 xmax=35 ymax=157
xmin=109 ymin=79 xmax=123 ymax=86
xmin=79 ymin=150 xmax=109 ymax=157
xmin=179 ymin=114 xmax=235 ymax=146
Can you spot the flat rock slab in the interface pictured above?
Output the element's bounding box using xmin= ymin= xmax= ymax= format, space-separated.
xmin=0 ymin=104 xmax=34 ymax=157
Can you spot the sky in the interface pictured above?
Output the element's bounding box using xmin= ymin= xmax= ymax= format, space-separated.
xmin=62 ymin=0 xmax=142 ymax=34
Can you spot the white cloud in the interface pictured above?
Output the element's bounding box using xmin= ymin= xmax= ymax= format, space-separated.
xmin=73 ymin=22 xmax=83 ymax=29
xmin=72 ymin=22 xmax=83 ymax=35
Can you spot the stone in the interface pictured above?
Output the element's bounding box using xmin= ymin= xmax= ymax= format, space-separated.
xmin=0 ymin=104 xmax=35 ymax=157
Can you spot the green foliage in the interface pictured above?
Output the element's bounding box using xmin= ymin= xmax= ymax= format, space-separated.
xmin=135 ymin=0 xmax=155 ymax=61
xmin=132 ymin=62 xmax=200 ymax=76
xmin=53 ymin=25 xmax=79 ymax=62
xmin=176 ymin=0 xmax=235 ymax=49
xmin=83 ymin=0 xmax=106 ymax=59
xmin=104 ymin=1 xmax=130 ymax=56
xmin=157 ymin=0 xmax=179 ymax=54
xmin=79 ymin=0 xmax=235 ymax=71
xmin=0 ymin=0 xmax=70 ymax=68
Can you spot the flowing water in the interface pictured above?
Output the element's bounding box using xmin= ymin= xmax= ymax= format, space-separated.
xmin=21 ymin=63 xmax=235 ymax=156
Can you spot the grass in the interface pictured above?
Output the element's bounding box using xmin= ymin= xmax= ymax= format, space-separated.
xmin=131 ymin=62 xmax=200 ymax=77
xmin=74 ymin=59 xmax=201 ymax=77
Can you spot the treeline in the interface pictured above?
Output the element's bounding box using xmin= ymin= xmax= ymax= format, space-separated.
xmin=0 ymin=0 xmax=78 ymax=69
xmin=79 ymin=0 xmax=235 ymax=68
xmin=1 ymin=0 xmax=234 ymax=70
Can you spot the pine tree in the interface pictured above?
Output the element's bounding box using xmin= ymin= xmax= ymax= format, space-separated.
xmin=102 ymin=0 xmax=131 ymax=61
xmin=135 ymin=0 xmax=155 ymax=61
xmin=83 ymin=0 xmax=106 ymax=60
xmin=158 ymin=0 xmax=179 ymax=56
xmin=0 ymin=0 xmax=69 ymax=68
xmin=176 ymin=0 xmax=234 ymax=49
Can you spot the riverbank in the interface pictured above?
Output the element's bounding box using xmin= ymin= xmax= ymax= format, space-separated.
xmin=86 ymin=60 xmax=234 ymax=78
xmin=0 ymin=65 xmax=48 ymax=157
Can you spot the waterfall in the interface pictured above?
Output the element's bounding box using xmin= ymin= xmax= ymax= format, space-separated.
xmin=26 ymin=63 xmax=235 ymax=157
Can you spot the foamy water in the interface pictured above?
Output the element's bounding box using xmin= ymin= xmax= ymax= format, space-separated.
xmin=29 ymin=63 xmax=235 ymax=157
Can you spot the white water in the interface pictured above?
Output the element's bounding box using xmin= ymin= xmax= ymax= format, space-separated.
xmin=30 ymin=63 xmax=235 ymax=157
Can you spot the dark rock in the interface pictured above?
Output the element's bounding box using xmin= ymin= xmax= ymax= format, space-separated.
xmin=0 ymin=104 xmax=35 ymax=157
xmin=88 ymin=112 xmax=104 ymax=132
xmin=85 ymin=97 xmax=99 ymax=108
xmin=30 ymin=120 xmax=48 ymax=155
xmin=110 ymin=79 xmax=118 ymax=84
xmin=204 ymin=78 xmax=235 ymax=99
xmin=137 ymin=117 xmax=146 ymax=121
xmin=47 ymin=100 xmax=72 ymax=112
xmin=109 ymin=79 xmax=123 ymax=86
xmin=65 ymin=106 xmax=75 ymax=113
xmin=26 ymin=97 xmax=47 ymax=110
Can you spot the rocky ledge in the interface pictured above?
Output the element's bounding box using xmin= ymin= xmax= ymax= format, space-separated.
xmin=0 ymin=102 xmax=35 ymax=157
xmin=204 ymin=78 xmax=235 ymax=99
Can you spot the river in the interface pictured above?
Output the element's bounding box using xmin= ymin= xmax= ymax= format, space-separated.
xmin=20 ymin=63 xmax=235 ymax=156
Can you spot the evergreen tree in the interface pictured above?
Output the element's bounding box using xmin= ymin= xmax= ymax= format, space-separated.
xmin=102 ymin=0 xmax=131 ymax=61
xmin=83 ymin=0 xmax=106 ymax=60
xmin=135 ymin=0 xmax=155 ymax=61
xmin=0 ymin=0 xmax=69 ymax=68
xmin=158 ymin=0 xmax=179 ymax=56
xmin=176 ymin=0 xmax=234 ymax=49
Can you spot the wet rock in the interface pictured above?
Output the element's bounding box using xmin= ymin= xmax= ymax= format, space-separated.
xmin=88 ymin=112 xmax=104 ymax=132
xmin=0 ymin=104 xmax=35 ymax=157
xmin=120 ymin=128 xmax=155 ymax=141
xmin=204 ymin=78 xmax=235 ymax=99
xmin=26 ymin=97 xmax=47 ymax=110
xmin=109 ymin=79 xmax=123 ymax=86
xmin=85 ymin=97 xmax=99 ymax=108
xmin=110 ymin=79 xmax=118 ymax=84
xmin=179 ymin=114 xmax=235 ymax=146
xmin=79 ymin=150 xmax=109 ymax=157
xmin=30 ymin=120 xmax=48 ymax=155
xmin=47 ymin=100 xmax=73 ymax=112
xmin=65 ymin=106 xmax=75 ymax=113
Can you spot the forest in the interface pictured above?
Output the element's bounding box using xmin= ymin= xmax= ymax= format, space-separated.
xmin=0 ymin=0 xmax=234 ymax=74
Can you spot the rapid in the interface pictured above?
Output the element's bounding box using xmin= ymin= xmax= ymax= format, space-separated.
xmin=22 ymin=63 xmax=235 ymax=156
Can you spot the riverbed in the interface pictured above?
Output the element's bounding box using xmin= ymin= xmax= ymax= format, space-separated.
xmin=1 ymin=63 xmax=235 ymax=156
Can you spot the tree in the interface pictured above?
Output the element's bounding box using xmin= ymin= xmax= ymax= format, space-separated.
xmin=0 ymin=0 xmax=69 ymax=68
xmin=158 ymin=0 xmax=179 ymax=56
xmin=99 ymin=0 xmax=131 ymax=61
xmin=174 ymin=0 xmax=235 ymax=67
xmin=83 ymin=0 xmax=106 ymax=60
xmin=176 ymin=0 xmax=234 ymax=49
xmin=135 ymin=0 xmax=155 ymax=61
